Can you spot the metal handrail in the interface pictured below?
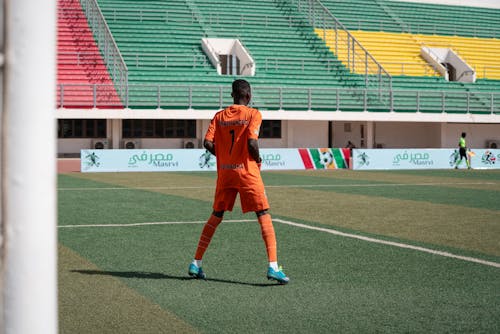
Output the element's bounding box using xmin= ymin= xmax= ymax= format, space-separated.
xmin=290 ymin=0 xmax=392 ymax=96
xmin=263 ymin=56 xmax=339 ymax=72
xmin=310 ymin=1 xmax=389 ymax=75
xmin=480 ymin=65 xmax=500 ymax=79
xmin=344 ymin=18 xmax=500 ymax=38
xmin=121 ymin=52 xmax=209 ymax=69
xmin=56 ymin=83 xmax=500 ymax=115
xmin=58 ymin=50 xmax=347 ymax=72
xmin=57 ymin=51 xmax=103 ymax=66
xmin=206 ymin=12 xmax=305 ymax=27
xmin=79 ymin=0 xmax=128 ymax=100
xmin=378 ymin=61 xmax=440 ymax=76
xmin=103 ymin=6 xmax=306 ymax=27
xmin=106 ymin=7 xmax=197 ymax=24
xmin=405 ymin=22 xmax=499 ymax=38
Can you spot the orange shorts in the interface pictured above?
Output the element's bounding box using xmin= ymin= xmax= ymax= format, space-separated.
xmin=213 ymin=171 xmax=269 ymax=213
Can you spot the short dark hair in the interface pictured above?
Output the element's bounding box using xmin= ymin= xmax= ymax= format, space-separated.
xmin=232 ymin=79 xmax=251 ymax=99
xmin=461 ymin=132 xmax=466 ymax=137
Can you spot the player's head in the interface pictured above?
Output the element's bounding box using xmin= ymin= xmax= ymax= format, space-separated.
xmin=231 ymin=79 xmax=251 ymax=105
xmin=461 ymin=132 xmax=466 ymax=138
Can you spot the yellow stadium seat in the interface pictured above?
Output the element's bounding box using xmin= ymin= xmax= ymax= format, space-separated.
xmin=316 ymin=29 xmax=500 ymax=80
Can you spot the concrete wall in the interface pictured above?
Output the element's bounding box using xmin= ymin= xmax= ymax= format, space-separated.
xmin=58 ymin=120 xmax=500 ymax=153
xmin=58 ymin=138 xmax=93 ymax=155
xmin=333 ymin=121 xmax=365 ymax=148
xmin=332 ymin=121 xmax=443 ymax=149
xmin=372 ymin=122 xmax=442 ymax=148
xmin=285 ymin=120 xmax=329 ymax=148
xmin=442 ymin=123 xmax=500 ymax=148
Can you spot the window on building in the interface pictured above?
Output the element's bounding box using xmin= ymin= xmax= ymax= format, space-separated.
xmin=58 ymin=119 xmax=107 ymax=138
xmin=260 ymin=120 xmax=281 ymax=138
xmin=220 ymin=54 xmax=240 ymax=75
xmin=122 ymin=119 xmax=196 ymax=138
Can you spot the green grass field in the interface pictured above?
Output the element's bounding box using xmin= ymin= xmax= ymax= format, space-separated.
xmin=58 ymin=170 xmax=500 ymax=333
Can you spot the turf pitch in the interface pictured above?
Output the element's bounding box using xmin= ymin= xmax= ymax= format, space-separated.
xmin=58 ymin=169 xmax=500 ymax=333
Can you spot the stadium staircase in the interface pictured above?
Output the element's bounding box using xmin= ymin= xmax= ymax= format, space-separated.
xmin=57 ymin=0 xmax=122 ymax=108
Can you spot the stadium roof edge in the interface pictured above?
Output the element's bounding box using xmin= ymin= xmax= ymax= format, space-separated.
xmin=389 ymin=0 xmax=500 ymax=10
xmin=55 ymin=108 xmax=500 ymax=123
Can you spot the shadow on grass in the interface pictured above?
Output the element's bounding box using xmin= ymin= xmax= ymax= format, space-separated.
xmin=71 ymin=269 xmax=281 ymax=287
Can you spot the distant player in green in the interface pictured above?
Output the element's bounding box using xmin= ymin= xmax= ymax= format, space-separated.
xmin=455 ymin=132 xmax=471 ymax=169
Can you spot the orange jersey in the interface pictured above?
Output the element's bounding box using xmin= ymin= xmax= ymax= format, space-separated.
xmin=205 ymin=104 xmax=261 ymax=175
xmin=205 ymin=104 xmax=268 ymax=212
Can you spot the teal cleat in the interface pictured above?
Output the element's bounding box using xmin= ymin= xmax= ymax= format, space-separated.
xmin=267 ymin=266 xmax=289 ymax=284
xmin=188 ymin=263 xmax=206 ymax=279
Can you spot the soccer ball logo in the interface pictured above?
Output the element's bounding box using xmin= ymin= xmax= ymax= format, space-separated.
xmin=481 ymin=150 xmax=496 ymax=165
xmin=319 ymin=150 xmax=334 ymax=167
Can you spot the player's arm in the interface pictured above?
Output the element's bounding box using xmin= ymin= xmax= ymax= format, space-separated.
xmin=247 ymin=110 xmax=262 ymax=163
xmin=248 ymin=139 xmax=261 ymax=163
xmin=204 ymin=139 xmax=215 ymax=156
xmin=204 ymin=116 xmax=217 ymax=156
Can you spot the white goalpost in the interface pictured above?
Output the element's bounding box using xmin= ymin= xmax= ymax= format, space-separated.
xmin=1 ymin=0 xmax=58 ymax=333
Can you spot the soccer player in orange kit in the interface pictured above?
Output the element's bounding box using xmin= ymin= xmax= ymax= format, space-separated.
xmin=188 ymin=79 xmax=289 ymax=284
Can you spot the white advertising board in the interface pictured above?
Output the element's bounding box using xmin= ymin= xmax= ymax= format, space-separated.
xmin=80 ymin=148 xmax=344 ymax=172
xmin=81 ymin=149 xmax=216 ymax=172
xmin=352 ymin=148 xmax=500 ymax=170
xmin=259 ymin=149 xmax=305 ymax=170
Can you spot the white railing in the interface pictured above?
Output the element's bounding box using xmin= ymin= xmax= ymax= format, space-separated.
xmin=105 ymin=7 xmax=197 ymax=24
xmin=56 ymin=83 xmax=500 ymax=115
xmin=378 ymin=62 xmax=440 ymax=77
xmin=288 ymin=0 xmax=392 ymax=98
xmin=58 ymin=51 xmax=102 ymax=66
xmin=121 ymin=52 xmax=209 ymax=69
xmin=344 ymin=18 xmax=500 ymax=38
xmin=479 ymin=65 xmax=500 ymax=79
xmin=79 ymin=0 xmax=128 ymax=100
xmin=102 ymin=6 xmax=305 ymax=28
xmin=263 ymin=57 xmax=340 ymax=72
xmin=205 ymin=11 xmax=305 ymax=28
xmin=58 ymin=50 xmax=347 ymax=74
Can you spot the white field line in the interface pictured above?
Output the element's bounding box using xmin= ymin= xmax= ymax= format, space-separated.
xmin=58 ymin=219 xmax=254 ymax=228
xmin=57 ymin=181 xmax=495 ymax=191
xmin=273 ymin=218 xmax=500 ymax=269
xmin=59 ymin=218 xmax=500 ymax=269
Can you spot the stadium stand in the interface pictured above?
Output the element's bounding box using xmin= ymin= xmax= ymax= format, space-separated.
xmin=322 ymin=30 xmax=438 ymax=77
xmin=318 ymin=0 xmax=500 ymax=79
xmin=93 ymin=0 xmax=390 ymax=111
xmin=55 ymin=0 xmax=499 ymax=114
xmin=319 ymin=30 xmax=500 ymax=80
xmin=57 ymin=0 xmax=122 ymax=108
xmin=313 ymin=0 xmax=500 ymax=113
xmin=319 ymin=0 xmax=500 ymax=38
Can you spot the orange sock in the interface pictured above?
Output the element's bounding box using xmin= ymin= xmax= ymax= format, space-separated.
xmin=258 ymin=213 xmax=277 ymax=262
xmin=194 ymin=214 xmax=222 ymax=260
